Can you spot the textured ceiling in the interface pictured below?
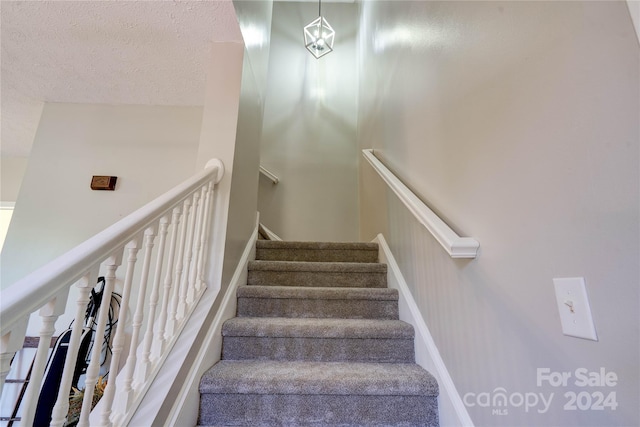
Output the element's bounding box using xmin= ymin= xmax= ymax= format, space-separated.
xmin=1 ymin=0 xmax=243 ymax=157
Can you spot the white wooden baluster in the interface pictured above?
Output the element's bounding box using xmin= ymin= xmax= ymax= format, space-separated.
xmin=154 ymin=207 xmax=181 ymax=357
xmin=196 ymin=181 xmax=214 ymax=291
xmin=51 ymin=264 xmax=108 ymax=427
xmin=92 ymin=240 xmax=140 ymax=427
xmin=0 ymin=319 xmax=28 ymax=394
xmin=20 ymin=287 xmax=73 ymax=426
xmin=74 ymin=257 xmax=122 ymax=427
xmin=188 ymin=186 xmax=207 ymax=295
xmin=166 ymin=199 xmax=189 ymax=334
xmin=178 ymin=193 xmax=199 ymax=310
xmin=138 ymin=216 xmax=168 ymax=381
xmin=114 ymin=227 xmax=156 ymax=420
xmin=184 ymin=190 xmax=201 ymax=305
xmin=173 ymin=198 xmax=192 ymax=322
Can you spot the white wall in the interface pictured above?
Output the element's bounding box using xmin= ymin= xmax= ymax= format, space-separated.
xmin=0 ymin=156 xmax=28 ymax=250
xmin=221 ymin=49 xmax=269 ymax=287
xmin=232 ymin=0 xmax=273 ymax=104
xmin=258 ymin=1 xmax=359 ymax=242
xmin=1 ymin=103 xmax=202 ymax=289
xmin=1 ymin=156 xmax=29 ymax=202
xmin=358 ymin=2 xmax=639 ymax=426
xmin=628 ymin=0 xmax=640 ymax=45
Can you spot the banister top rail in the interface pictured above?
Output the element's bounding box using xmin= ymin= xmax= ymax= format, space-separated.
xmin=0 ymin=159 xmax=224 ymax=334
xmin=362 ymin=149 xmax=479 ymax=259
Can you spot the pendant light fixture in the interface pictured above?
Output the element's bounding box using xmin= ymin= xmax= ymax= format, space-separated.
xmin=303 ymin=0 xmax=335 ymax=59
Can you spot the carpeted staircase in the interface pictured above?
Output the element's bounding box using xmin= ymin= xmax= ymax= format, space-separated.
xmin=198 ymin=240 xmax=439 ymax=427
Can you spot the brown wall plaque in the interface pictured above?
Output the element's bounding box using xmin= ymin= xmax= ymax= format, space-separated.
xmin=91 ymin=176 xmax=117 ymax=191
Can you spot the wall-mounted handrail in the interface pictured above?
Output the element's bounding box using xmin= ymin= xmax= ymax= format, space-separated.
xmin=362 ymin=149 xmax=479 ymax=259
xmin=258 ymin=223 xmax=282 ymax=241
xmin=259 ymin=165 xmax=279 ymax=184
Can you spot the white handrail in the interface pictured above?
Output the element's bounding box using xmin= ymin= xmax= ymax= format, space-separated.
xmin=0 ymin=158 xmax=225 ymax=426
xmin=362 ymin=149 xmax=479 ymax=259
xmin=0 ymin=160 xmax=223 ymax=333
xmin=259 ymin=165 xmax=279 ymax=184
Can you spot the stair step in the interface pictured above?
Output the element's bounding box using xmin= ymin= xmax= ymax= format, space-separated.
xmin=201 ymin=360 xmax=438 ymax=396
xmin=248 ymin=261 xmax=387 ymax=288
xmin=256 ymin=240 xmax=379 ymax=263
xmin=199 ymin=360 xmax=439 ymax=427
xmin=236 ymin=286 xmax=399 ymax=319
xmin=222 ymin=317 xmax=414 ymax=362
xmin=198 ymin=239 xmax=439 ymax=426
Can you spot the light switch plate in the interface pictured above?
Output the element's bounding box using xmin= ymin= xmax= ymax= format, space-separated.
xmin=553 ymin=277 xmax=598 ymax=341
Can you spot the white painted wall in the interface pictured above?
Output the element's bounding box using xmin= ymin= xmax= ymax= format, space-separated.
xmin=0 ymin=157 xmax=28 ymax=250
xmin=258 ymin=1 xmax=359 ymax=242
xmin=1 ymin=103 xmax=202 ymax=290
xmin=222 ymin=51 xmax=268 ymax=287
xmin=357 ymin=2 xmax=639 ymax=426
xmin=233 ymin=0 xmax=273 ymax=103
xmin=1 ymin=156 xmax=29 ymax=202
xmin=628 ymin=0 xmax=640 ymax=45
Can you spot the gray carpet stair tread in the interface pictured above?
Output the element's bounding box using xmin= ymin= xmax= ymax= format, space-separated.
xmin=222 ymin=317 xmax=414 ymax=339
xmin=237 ymin=286 xmax=398 ymax=301
xmin=200 ymin=360 xmax=439 ymax=396
xmin=256 ymin=241 xmax=379 ymax=251
xmin=256 ymin=241 xmax=380 ymax=263
xmin=249 ymin=260 xmax=386 ymax=273
xmin=247 ymin=261 xmax=387 ymax=288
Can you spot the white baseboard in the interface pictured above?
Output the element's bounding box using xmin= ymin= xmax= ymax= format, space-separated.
xmin=374 ymin=233 xmax=474 ymax=427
